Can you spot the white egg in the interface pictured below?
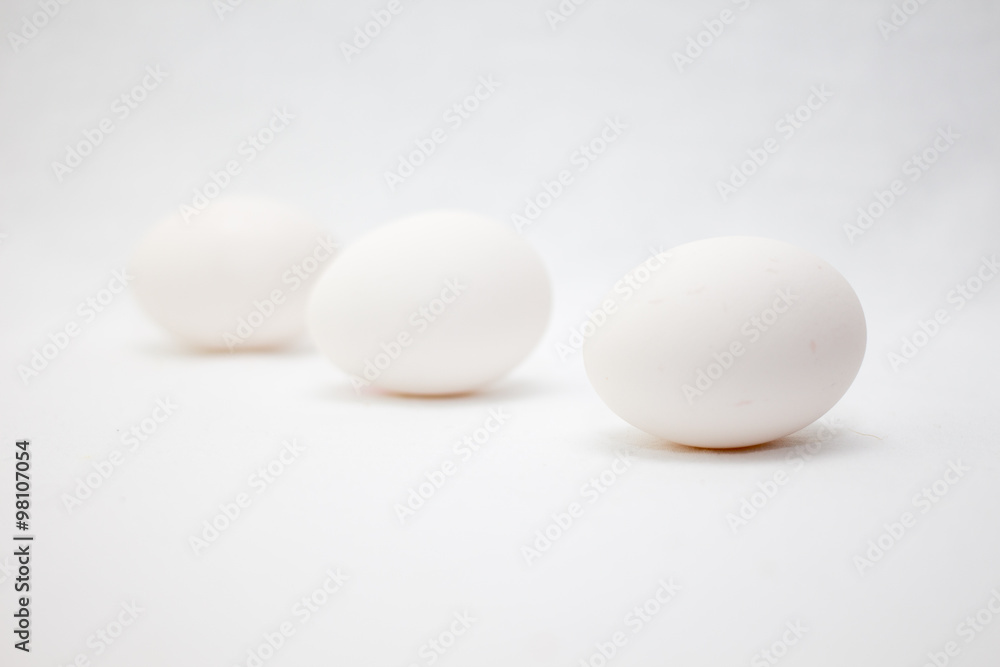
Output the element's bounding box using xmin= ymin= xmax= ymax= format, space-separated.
xmin=583 ymin=236 xmax=866 ymax=448
xmin=307 ymin=210 xmax=551 ymax=395
xmin=131 ymin=196 xmax=335 ymax=351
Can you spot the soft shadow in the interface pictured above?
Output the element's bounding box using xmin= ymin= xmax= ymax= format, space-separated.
xmin=594 ymin=420 xmax=872 ymax=465
xmin=133 ymin=337 xmax=315 ymax=358
xmin=314 ymin=375 xmax=557 ymax=406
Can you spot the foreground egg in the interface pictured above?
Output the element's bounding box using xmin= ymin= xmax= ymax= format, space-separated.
xmin=307 ymin=210 xmax=551 ymax=395
xmin=583 ymin=236 xmax=866 ymax=448
xmin=131 ymin=196 xmax=335 ymax=350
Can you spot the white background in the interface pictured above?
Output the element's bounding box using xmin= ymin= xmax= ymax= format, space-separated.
xmin=1 ymin=0 xmax=999 ymax=665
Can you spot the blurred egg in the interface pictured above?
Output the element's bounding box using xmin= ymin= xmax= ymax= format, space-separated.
xmin=583 ymin=236 xmax=866 ymax=448
xmin=130 ymin=196 xmax=335 ymax=350
xmin=308 ymin=210 xmax=551 ymax=395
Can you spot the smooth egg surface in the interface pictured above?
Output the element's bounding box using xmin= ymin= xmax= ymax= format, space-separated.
xmin=131 ymin=196 xmax=331 ymax=350
xmin=583 ymin=236 xmax=866 ymax=448
xmin=308 ymin=210 xmax=551 ymax=395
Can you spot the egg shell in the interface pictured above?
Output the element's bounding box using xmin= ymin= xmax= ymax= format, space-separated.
xmin=583 ymin=236 xmax=866 ymax=448
xmin=130 ymin=196 xmax=331 ymax=350
xmin=307 ymin=210 xmax=551 ymax=395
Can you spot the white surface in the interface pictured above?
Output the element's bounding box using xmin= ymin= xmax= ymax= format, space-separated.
xmin=1 ymin=0 xmax=999 ymax=665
